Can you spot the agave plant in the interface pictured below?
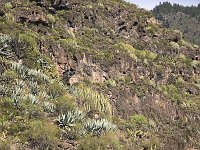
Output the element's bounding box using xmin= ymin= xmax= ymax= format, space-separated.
xmin=11 ymin=62 xmax=51 ymax=83
xmin=57 ymin=110 xmax=85 ymax=129
xmin=29 ymin=81 xmax=40 ymax=95
xmin=37 ymin=58 xmax=52 ymax=70
xmin=39 ymin=91 xmax=50 ymax=100
xmin=0 ymin=35 xmax=12 ymax=57
xmin=68 ymin=86 xmax=79 ymax=97
xmin=11 ymin=63 xmax=28 ymax=79
xmin=26 ymin=94 xmax=39 ymax=105
xmin=0 ymin=84 xmax=8 ymax=97
xmin=84 ymin=119 xmax=117 ymax=135
xmin=11 ymin=80 xmax=25 ymax=106
xmin=43 ymin=101 xmax=56 ymax=113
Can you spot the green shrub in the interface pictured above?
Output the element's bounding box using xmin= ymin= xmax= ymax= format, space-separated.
xmin=129 ymin=115 xmax=148 ymax=129
xmin=20 ymin=101 xmax=44 ymax=119
xmin=0 ymin=139 xmax=10 ymax=150
xmin=160 ymin=84 xmax=182 ymax=103
xmin=4 ymin=2 xmax=13 ymax=9
xmin=59 ymin=38 xmax=79 ymax=52
xmin=115 ymin=42 xmax=137 ymax=60
xmin=78 ymin=133 xmax=124 ymax=150
xmin=55 ymin=95 xmax=76 ymax=113
xmin=23 ymin=120 xmax=59 ymax=148
xmin=2 ymin=69 xmax=18 ymax=81
xmin=5 ymin=13 xmax=14 ymax=22
xmin=106 ymin=79 xmax=117 ymax=87
xmin=10 ymin=33 xmax=40 ymax=68
xmin=6 ymin=116 xmax=27 ymax=136
xmin=47 ymin=81 xmax=65 ymax=99
xmin=47 ymin=14 xmax=56 ymax=24
xmin=0 ymin=98 xmax=18 ymax=120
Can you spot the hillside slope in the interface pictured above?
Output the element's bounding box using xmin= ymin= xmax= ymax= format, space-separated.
xmin=0 ymin=0 xmax=200 ymax=150
xmin=153 ymin=2 xmax=200 ymax=46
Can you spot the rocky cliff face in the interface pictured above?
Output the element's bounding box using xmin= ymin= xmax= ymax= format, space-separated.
xmin=0 ymin=0 xmax=200 ymax=150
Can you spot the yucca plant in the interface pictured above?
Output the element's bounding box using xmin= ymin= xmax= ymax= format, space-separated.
xmin=84 ymin=119 xmax=117 ymax=135
xmin=56 ymin=110 xmax=85 ymax=129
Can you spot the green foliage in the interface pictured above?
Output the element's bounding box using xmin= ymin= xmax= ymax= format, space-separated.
xmin=105 ymin=79 xmax=117 ymax=87
xmin=47 ymin=81 xmax=65 ymax=99
xmin=47 ymin=14 xmax=56 ymax=24
xmin=59 ymin=38 xmax=79 ymax=52
xmin=55 ymin=95 xmax=76 ymax=113
xmin=135 ymin=50 xmax=158 ymax=61
xmin=23 ymin=120 xmax=59 ymax=148
xmin=160 ymin=84 xmax=182 ymax=103
xmin=170 ymin=41 xmax=180 ymax=50
xmin=115 ymin=42 xmax=158 ymax=61
xmin=9 ymin=33 xmax=41 ymax=68
xmin=4 ymin=2 xmax=13 ymax=9
xmin=5 ymin=116 xmax=27 ymax=136
xmin=78 ymin=133 xmax=124 ymax=150
xmin=115 ymin=42 xmax=137 ymax=60
xmin=0 ymin=0 xmax=200 ymax=149
xmin=2 ymin=69 xmax=18 ymax=81
xmin=5 ymin=13 xmax=14 ymax=22
xmin=0 ymin=138 xmax=10 ymax=150
xmin=129 ymin=115 xmax=149 ymax=129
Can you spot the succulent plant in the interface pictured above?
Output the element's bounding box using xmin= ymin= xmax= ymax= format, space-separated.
xmin=57 ymin=110 xmax=85 ymax=129
xmin=11 ymin=80 xmax=25 ymax=106
xmin=29 ymin=81 xmax=40 ymax=95
xmin=0 ymin=84 xmax=8 ymax=97
xmin=11 ymin=62 xmax=51 ymax=83
xmin=43 ymin=101 xmax=56 ymax=113
xmin=26 ymin=94 xmax=39 ymax=105
xmin=37 ymin=58 xmax=52 ymax=70
xmin=84 ymin=119 xmax=117 ymax=135
xmin=0 ymin=35 xmax=12 ymax=57
xmin=69 ymin=85 xmax=112 ymax=115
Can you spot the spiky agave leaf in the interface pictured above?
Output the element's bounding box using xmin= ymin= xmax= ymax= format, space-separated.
xmin=0 ymin=34 xmax=12 ymax=57
xmin=84 ymin=119 xmax=117 ymax=135
xmin=56 ymin=110 xmax=85 ymax=129
xmin=43 ymin=101 xmax=56 ymax=113
xmin=29 ymin=81 xmax=40 ymax=95
xmin=11 ymin=62 xmax=51 ymax=83
xmin=26 ymin=94 xmax=39 ymax=105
